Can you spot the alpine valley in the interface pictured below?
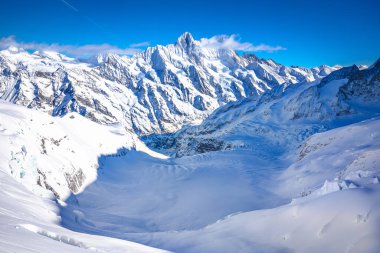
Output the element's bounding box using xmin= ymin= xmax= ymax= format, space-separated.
xmin=0 ymin=33 xmax=379 ymax=253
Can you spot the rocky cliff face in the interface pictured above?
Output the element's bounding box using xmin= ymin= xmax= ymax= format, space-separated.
xmin=148 ymin=59 xmax=380 ymax=157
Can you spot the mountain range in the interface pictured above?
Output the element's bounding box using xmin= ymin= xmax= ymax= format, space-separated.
xmin=0 ymin=33 xmax=379 ymax=253
xmin=0 ymin=33 xmax=339 ymax=135
xmin=147 ymin=59 xmax=380 ymax=157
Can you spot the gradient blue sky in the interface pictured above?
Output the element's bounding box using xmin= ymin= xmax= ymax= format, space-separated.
xmin=0 ymin=0 xmax=379 ymax=67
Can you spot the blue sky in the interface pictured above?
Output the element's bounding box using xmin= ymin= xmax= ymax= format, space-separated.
xmin=0 ymin=0 xmax=379 ymax=67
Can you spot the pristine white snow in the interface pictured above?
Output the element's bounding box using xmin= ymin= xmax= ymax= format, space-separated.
xmin=0 ymin=100 xmax=164 ymax=199
xmin=147 ymin=182 xmax=380 ymax=253
xmin=0 ymin=101 xmax=169 ymax=253
xmin=0 ymin=169 xmax=168 ymax=253
xmin=60 ymin=150 xmax=288 ymax=233
xmin=59 ymin=118 xmax=380 ymax=253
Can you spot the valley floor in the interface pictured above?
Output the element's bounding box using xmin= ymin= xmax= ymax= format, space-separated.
xmin=0 ymin=170 xmax=168 ymax=253
xmin=61 ymin=119 xmax=380 ymax=253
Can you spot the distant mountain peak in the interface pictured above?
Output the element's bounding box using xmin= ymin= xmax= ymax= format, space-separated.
xmin=0 ymin=35 xmax=339 ymax=136
xmin=32 ymin=50 xmax=75 ymax=62
xmin=176 ymin=32 xmax=196 ymax=49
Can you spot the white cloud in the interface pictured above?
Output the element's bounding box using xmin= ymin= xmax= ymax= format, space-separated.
xmin=0 ymin=34 xmax=284 ymax=58
xmin=130 ymin=41 xmax=150 ymax=48
xmin=200 ymin=34 xmax=286 ymax=53
xmin=0 ymin=35 xmax=144 ymax=57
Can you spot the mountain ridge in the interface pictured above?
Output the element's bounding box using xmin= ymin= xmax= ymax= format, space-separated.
xmin=143 ymin=58 xmax=380 ymax=157
xmin=0 ymin=33 xmax=339 ymax=136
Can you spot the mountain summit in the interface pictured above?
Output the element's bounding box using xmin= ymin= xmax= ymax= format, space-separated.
xmin=176 ymin=32 xmax=196 ymax=49
xmin=0 ymin=34 xmax=338 ymax=135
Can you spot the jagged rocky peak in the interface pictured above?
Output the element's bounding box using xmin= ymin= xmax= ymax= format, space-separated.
xmin=242 ymin=53 xmax=259 ymax=61
xmin=176 ymin=32 xmax=197 ymax=49
xmin=91 ymin=53 xmax=110 ymax=65
xmin=91 ymin=52 xmax=127 ymax=65
xmin=243 ymin=54 xmax=275 ymax=65
xmin=158 ymin=59 xmax=380 ymax=157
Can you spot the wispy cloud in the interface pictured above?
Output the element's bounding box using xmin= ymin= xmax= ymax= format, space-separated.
xmin=60 ymin=0 xmax=79 ymax=12
xmin=0 ymin=35 xmax=145 ymax=57
xmin=130 ymin=41 xmax=151 ymax=48
xmin=58 ymin=0 xmax=105 ymax=31
xmin=0 ymin=34 xmax=284 ymax=58
xmin=200 ymin=34 xmax=286 ymax=53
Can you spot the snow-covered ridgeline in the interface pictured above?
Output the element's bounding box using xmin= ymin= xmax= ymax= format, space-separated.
xmin=0 ymin=33 xmax=339 ymax=136
xmin=155 ymin=59 xmax=380 ymax=157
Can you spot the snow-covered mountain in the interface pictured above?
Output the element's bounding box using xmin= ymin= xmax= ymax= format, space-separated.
xmin=1 ymin=33 xmax=380 ymax=253
xmin=0 ymin=33 xmax=338 ymax=135
xmin=149 ymin=59 xmax=380 ymax=157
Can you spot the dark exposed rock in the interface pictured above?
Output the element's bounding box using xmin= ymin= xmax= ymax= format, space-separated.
xmin=65 ymin=169 xmax=85 ymax=194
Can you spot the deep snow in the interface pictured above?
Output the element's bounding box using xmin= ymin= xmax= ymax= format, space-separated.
xmin=0 ymin=169 xmax=169 ymax=253
xmin=59 ymin=118 xmax=380 ymax=253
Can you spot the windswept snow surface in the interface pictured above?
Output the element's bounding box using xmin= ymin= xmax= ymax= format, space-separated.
xmin=61 ymin=150 xmax=288 ymax=233
xmin=60 ymin=118 xmax=380 ymax=253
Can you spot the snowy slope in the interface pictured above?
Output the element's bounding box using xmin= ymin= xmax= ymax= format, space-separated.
xmin=148 ymin=183 xmax=380 ymax=253
xmin=153 ymin=59 xmax=380 ymax=157
xmin=0 ymin=33 xmax=338 ymax=135
xmin=0 ymin=101 xmax=163 ymax=199
xmin=1 ymin=105 xmax=378 ymax=253
xmin=60 ymin=116 xmax=380 ymax=253
xmin=0 ymin=169 xmax=169 ymax=253
xmin=163 ymin=118 xmax=380 ymax=253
